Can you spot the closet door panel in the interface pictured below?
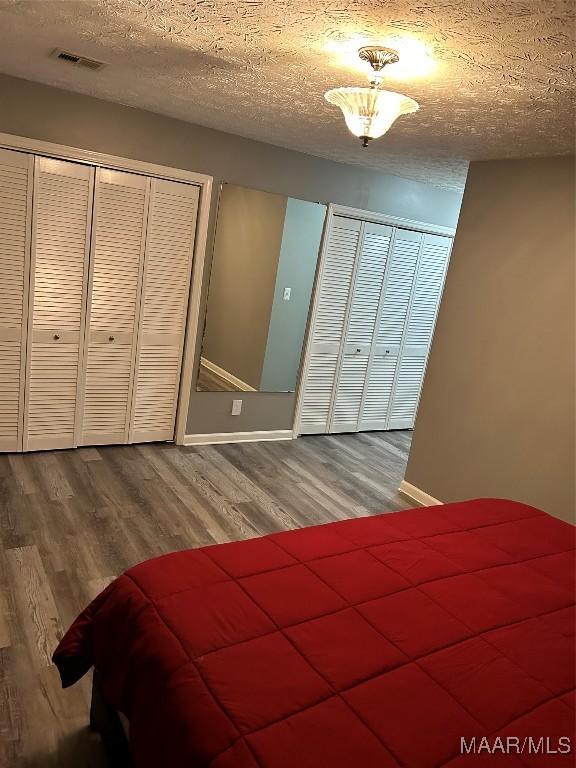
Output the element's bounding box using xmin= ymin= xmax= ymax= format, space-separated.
xmin=387 ymin=353 xmax=428 ymax=429
xmin=129 ymin=178 xmax=199 ymax=443
xmin=0 ymin=148 xmax=33 ymax=452
xmin=359 ymin=345 xmax=399 ymax=431
xmin=404 ymin=234 xmax=451 ymax=349
xmin=389 ymin=233 xmax=451 ymax=429
xmin=298 ymin=216 xmax=361 ymax=434
xmin=345 ymin=223 xmax=392 ymax=347
xmin=331 ymin=222 xmax=392 ymax=433
xmin=376 ymin=228 xmax=422 ymax=348
xmin=80 ymin=169 xmax=148 ymax=445
xmin=361 ymin=228 xmax=422 ymax=431
xmin=330 ymin=351 xmax=369 ymax=433
xmin=298 ymin=350 xmax=340 ymax=434
xmin=24 ymin=157 xmax=93 ymax=451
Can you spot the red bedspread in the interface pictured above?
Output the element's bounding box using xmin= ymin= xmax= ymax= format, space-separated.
xmin=53 ymin=499 xmax=575 ymax=767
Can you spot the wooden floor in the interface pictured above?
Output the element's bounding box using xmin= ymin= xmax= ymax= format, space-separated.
xmin=0 ymin=430 xmax=412 ymax=768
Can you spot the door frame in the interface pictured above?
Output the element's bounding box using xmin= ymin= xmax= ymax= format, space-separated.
xmin=0 ymin=132 xmax=213 ymax=447
xmin=293 ymin=203 xmax=456 ymax=437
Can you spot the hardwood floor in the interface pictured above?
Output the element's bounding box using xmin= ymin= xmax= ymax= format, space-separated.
xmin=0 ymin=430 xmax=412 ymax=767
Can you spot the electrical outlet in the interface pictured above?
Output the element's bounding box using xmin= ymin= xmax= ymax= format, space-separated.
xmin=283 ymin=287 xmax=291 ymax=301
xmin=231 ymin=399 xmax=242 ymax=416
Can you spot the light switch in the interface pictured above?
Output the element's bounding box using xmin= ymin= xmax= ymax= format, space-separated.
xmin=283 ymin=287 xmax=291 ymax=301
xmin=231 ymin=399 xmax=242 ymax=416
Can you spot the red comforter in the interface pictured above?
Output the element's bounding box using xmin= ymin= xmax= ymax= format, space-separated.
xmin=54 ymin=499 xmax=575 ymax=767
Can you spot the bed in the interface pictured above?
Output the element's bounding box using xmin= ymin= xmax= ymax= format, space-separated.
xmin=53 ymin=498 xmax=575 ymax=767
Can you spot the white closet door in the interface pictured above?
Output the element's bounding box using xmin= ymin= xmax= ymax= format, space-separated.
xmin=360 ymin=228 xmax=422 ymax=431
xmin=331 ymin=222 xmax=392 ymax=433
xmin=0 ymin=149 xmax=33 ymax=452
xmin=129 ymin=178 xmax=199 ymax=443
xmin=358 ymin=352 xmax=398 ymax=431
xmin=388 ymin=233 xmax=451 ymax=429
xmin=79 ymin=169 xmax=149 ymax=446
xmin=23 ymin=157 xmax=93 ymax=451
xmin=299 ymin=216 xmax=361 ymax=434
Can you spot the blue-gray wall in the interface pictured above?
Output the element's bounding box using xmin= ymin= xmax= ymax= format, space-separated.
xmin=260 ymin=199 xmax=327 ymax=392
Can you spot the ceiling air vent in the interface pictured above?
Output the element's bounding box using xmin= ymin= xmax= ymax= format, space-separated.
xmin=50 ymin=48 xmax=106 ymax=71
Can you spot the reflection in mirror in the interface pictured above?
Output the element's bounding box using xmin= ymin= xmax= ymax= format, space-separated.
xmin=197 ymin=184 xmax=326 ymax=393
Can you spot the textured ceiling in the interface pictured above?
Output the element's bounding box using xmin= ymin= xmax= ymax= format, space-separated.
xmin=0 ymin=1 xmax=574 ymax=190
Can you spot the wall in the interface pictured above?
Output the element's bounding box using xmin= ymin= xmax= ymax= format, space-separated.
xmin=405 ymin=156 xmax=575 ymax=523
xmin=202 ymin=184 xmax=287 ymax=389
xmin=0 ymin=73 xmax=463 ymax=436
xmin=260 ymin=198 xmax=327 ymax=392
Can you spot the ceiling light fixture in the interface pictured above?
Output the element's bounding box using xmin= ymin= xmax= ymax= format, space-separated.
xmin=325 ymin=45 xmax=419 ymax=147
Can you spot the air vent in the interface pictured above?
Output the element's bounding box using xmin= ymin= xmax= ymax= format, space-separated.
xmin=50 ymin=48 xmax=106 ymax=71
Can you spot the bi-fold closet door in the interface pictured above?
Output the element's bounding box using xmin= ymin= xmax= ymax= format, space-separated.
xmin=297 ymin=216 xmax=362 ymax=433
xmin=81 ymin=171 xmax=199 ymax=446
xmin=0 ymin=147 xmax=199 ymax=453
xmin=80 ymin=168 xmax=149 ymax=446
xmin=130 ymin=178 xmax=199 ymax=444
xmin=23 ymin=157 xmax=93 ymax=451
xmin=360 ymin=227 xmax=423 ymax=432
xmin=0 ymin=148 xmax=34 ymax=452
xmin=387 ymin=231 xmax=451 ymax=429
xmin=298 ymin=213 xmax=452 ymax=435
xmin=331 ymin=221 xmax=393 ymax=433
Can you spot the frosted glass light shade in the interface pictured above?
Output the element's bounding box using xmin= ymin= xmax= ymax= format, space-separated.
xmin=325 ymin=87 xmax=419 ymax=141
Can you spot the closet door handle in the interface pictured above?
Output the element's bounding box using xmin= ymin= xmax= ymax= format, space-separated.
xmin=356 ymin=348 xmax=362 ymax=353
xmin=108 ymin=335 xmax=115 ymax=342
xmin=53 ymin=334 xmax=60 ymax=341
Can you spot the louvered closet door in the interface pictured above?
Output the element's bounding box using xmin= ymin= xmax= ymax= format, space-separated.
xmin=79 ymin=169 xmax=149 ymax=446
xmin=389 ymin=233 xmax=451 ymax=429
xmin=299 ymin=216 xmax=361 ymax=434
xmin=23 ymin=158 xmax=93 ymax=451
xmin=331 ymin=222 xmax=392 ymax=433
xmin=129 ymin=178 xmax=199 ymax=443
xmin=0 ymin=149 xmax=33 ymax=452
xmin=359 ymin=228 xmax=422 ymax=431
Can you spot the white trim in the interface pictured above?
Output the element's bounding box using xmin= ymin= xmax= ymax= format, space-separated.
xmin=0 ymin=131 xmax=214 ymax=450
xmin=174 ymin=178 xmax=212 ymax=444
xmin=329 ymin=204 xmax=456 ymax=237
xmin=292 ymin=205 xmax=333 ymax=436
xmin=0 ymin=132 xmax=212 ymax=187
xmin=17 ymin=153 xmax=34 ymax=452
xmin=398 ymin=480 xmax=442 ymax=506
xmin=200 ymin=357 xmax=257 ymax=392
xmin=183 ymin=429 xmax=294 ymax=446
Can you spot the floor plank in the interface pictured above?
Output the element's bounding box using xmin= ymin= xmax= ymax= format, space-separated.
xmin=0 ymin=430 xmax=412 ymax=767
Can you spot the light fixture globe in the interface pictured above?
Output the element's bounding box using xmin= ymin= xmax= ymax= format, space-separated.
xmin=325 ymin=87 xmax=419 ymax=146
xmin=324 ymin=44 xmax=420 ymax=147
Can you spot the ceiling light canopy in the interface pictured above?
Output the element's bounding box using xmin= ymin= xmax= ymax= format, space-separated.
xmin=325 ymin=45 xmax=419 ymax=147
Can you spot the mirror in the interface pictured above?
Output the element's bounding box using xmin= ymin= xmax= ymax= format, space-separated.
xmin=197 ymin=184 xmax=326 ymax=392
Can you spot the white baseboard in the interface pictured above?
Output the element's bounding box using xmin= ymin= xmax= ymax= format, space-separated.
xmin=200 ymin=357 xmax=256 ymax=392
xmin=398 ymin=479 xmax=442 ymax=506
xmin=183 ymin=429 xmax=295 ymax=446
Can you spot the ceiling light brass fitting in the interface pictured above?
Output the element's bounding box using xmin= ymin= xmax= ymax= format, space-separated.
xmin=358 ymin=46 xmax=400 ymax=72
